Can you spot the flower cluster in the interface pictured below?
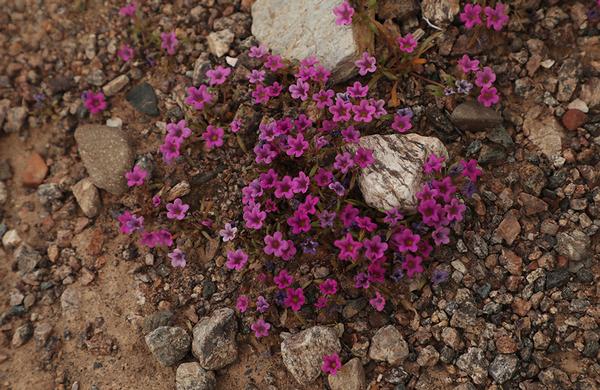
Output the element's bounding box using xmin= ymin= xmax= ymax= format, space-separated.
xmin=445 ymin=55 xmax=500 ymax=107
xmin=459 ymin=2 xmax=509 ymax=31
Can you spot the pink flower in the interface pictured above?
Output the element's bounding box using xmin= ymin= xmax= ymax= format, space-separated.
xmin=333 ymin=152 xmax=355 ymax=174
xmin=160 ymin=31 xmax=178 ymax=55
xmin=206 ymin=65 xmax=231 ymax=86
xmin=311 ymin=65 xmax=331 ymax=84
xmin=286 ymin=133 xmax=309 ymax=157
xmin=313 ymin=89 xmax=334 ymax=109
xmin=475 ymin=67 xmax=496 ymax=88
xmin=166 ymin=120 xmax=192 ymax=142
xmin=418 ymin=199 xmax=442 ymax=226
xmin=478 ymin=86 xmax=500 ymax=107
xmin=321 ymin=353 xmax=342 ymax=376
xmin=256 ymin=296 xmax=270 ymax=313
xmin=254 ymin=142 xmax=278 ymax=164
xmin=341 ymin=126 xmax=360 ymax=143
xmin=251 ymin=318 xmax=271 ymax=338
xmin=236 ymin=295 xmax=249 ymax=312
xmin=166 ymin=198 xmax=189 ymax=220
xmin=292 ymin=172 xmax=310 ymax=194
xmin=346 ymin=81 xmax=368 ymax=98
xmin=332 ymin=1 xmax=354 ymax=25
xmin=156 ymin=229 xmax=173 ymax=247
xmin=247 ymin=69 xmax=266 ymax=84
xmin=445 ymin=198 xmax=466 ymax=222
xmin=424 ymin=154 xmax=445 ymax=174
xmin=264 ymin=54 xmax=284 ymax=71
xmin=226 ymin=249 xmax=249 ymax=270
xmin=117 ymin=44 xmax=134 ymax=62
xmin=274 ymin=269 xmax=293 ymax=289
xmin=274 ymin=176 xmax=294 ymax=199
xmin=118 ymin=211 xmax=143 ymax=234
xmin=460 ymin=159 xmax=482 ymax=182
xmin=289 ymin=79 xmax=310 ymax=101
xmin=202 ymin=125 xmax=224 ymax=149
xmin=397 ymin=33 xmax=417 ymax=53
xmin=329 ymin=98 xmax=353 ymax=122
xmin=249 ymin=45 xmax=268 ymax=58
xmin=83 ymin=91 xmax=107 ymax=114
xmin=125 ymin=165 xmax=147 ymax=187
xmin=219 ymin=222 xmax=238 ymax=242
xmin=432 ymin=226 xmax=450 ymax=246
xmin=334 ymin=233 xmax=362 ymax=261
xmin=140 ymin=231 xmax=158 ymax=248
xmin=119 ymin=2 xmax=136 ymax=17
xmin=457 ymin=54 xmax=480 ymax=74
xmin=284 ymin=288 xmax=305 ymax=311
xmin=352 ymin=100 xmax=376 ymax=123
xmin=314 ymin=168 xmax=333 ymax=187
xmin=363 ymin=236 xmax=388 ymax=261
xmin=319 ymin=279 xmax=338 ymax=295
xmin=355 ymin=51 xmax=377 ymax=75
xmin=459 ymin=3 xmax=482 ymax=29
xmin=160 ymin=136 xmax=181 ymax=163
xmin=383 ymin=208 xmax=404 ymax=226
xmin=252 ymin=84 xmax=271 ymax=105
xmin=354 ymin=272 xmax=369 ymax=289
xmin=315 ymin=296 xmax=329 ymax=309
xmin=287 ymin=210 xmax=311 ymax=234
xmin=185 ymin=85 xmax=213 ymax=110
xmin=243 ymin=204 xmax=266 ymax=229
xmin=402 ymin=254 xmax=424 ymax=278
xmin=391 ymin=228 xmax=420 ymax=252
xmin=168 ymin=248 xmax=186 ymax=268
xmin=339 ymin=204 xmax=359 ymax=228
xmin=369 ymin=291 xmax=386 ymax=311
xmin=264 ymin=231 xmax=289 ymax=258
xmin=391 ymin=113 xmax=412 ymax=133
xmin=152 ymin=195 xmax=161 ymax=207
xmin=484 ymin=3 xmax=509 ymax=31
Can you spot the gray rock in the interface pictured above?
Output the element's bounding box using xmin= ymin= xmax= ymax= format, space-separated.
xmin=368 ymin=325 xmax=409 ymax=365
xmin=4 ymin=106 xmax=28 ymax=133
xmin=421 ymin=0 xmax=460 ymax=27
xmin=556 ymin=230 xmax=590 ymax=262
xmin=416 ymin=345 xmax=440 ymax=367
xmin=328 ymin=358 xmax=366 ymax=390
xmin=207 ymin=29 xmax=234 ymax=58
xmin=75 ymin=124 xmax=133 ymax=195
xmin=176 ymin=362 xmax=216 ymax=390
xmin=102 ymin=74 xmax=130 ymax=97
xmin=145 ymin=326 xmax=191 ymax=367
xmin=142 ymin=310 xmax=174 ymax=334
xmin=71 ymin=178 xmax=101 ymax=218
xmin=33 ymin=322 xmax=53 ymax=349
xmin=456 ymin=347 xmax=489 ymax=385
xmin=350 ymin=133 xmax=448 ymax=212
xmin=450 ymin=102 xmax=503 ymax=132
xmin=251 ymin=0 xmax=369 ymax=83
xmin=489 ymin=354 xmax=518 ymax=384
xmin=60 ymin=286 xmax=81 ymax=312
xmin=11 ymin=322 xmax=33 ymax=347
xmin=14 ymin=244 xmax=42 ymax=274
xmin=192 ymin=53 xmax=211 ymax=86
xmin=281 ymin=325 xmax=341 ymax=385
xmin=192 ymin=308 xmax=238 ymax=370
xmin=545 ymin=269 xmax=571 ymax=289
xmin=36 ymin=183 xmax=63 ymax=207
xmin=125 ymin=82 xmax=159 ymax=116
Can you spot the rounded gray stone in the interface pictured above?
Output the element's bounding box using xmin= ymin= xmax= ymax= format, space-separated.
xmin=145 ymin=326 xmax=191 ymax=367
xmin=191 ymin=308 xmax=238 ymax=370
xmin=176 ymin=362 xmax=216 ymax=390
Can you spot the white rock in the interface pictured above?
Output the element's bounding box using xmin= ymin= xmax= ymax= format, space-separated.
xmin=207 ymin=29 xmax=234 ymax=58
xmin=368 ymin=325 xmax=409 ymax=365
xmin=251 ymin=0 xmax=368 ymax=83
xmin=106 ymin=117 xmax=123 ymax=128
xmin=2 ymin=229 xmax=21 ymax=249
xmin=0 ymin=181 xmax=7 ymax=204
xmin=523 ymin=107 xmax=565 ymax=159
xmin=349 ymin=133 xmax=448 ymax=212
xmin=102 ymin=74 xmax=130 ymax=97
xmin=71 ymin=178 xmax=101 ymax=218
xmin=225 ymin=56 xmax=238 ymax=67
xmin=567 ymin=99 xmax=589 ymax=113
xmin=421 ymin=0 xmax=460 ymax=28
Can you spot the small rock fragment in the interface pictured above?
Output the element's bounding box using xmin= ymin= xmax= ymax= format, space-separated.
xmin=328 ymin=358 xmax=366 ymax=390
xmin=176 ymin=362 xmax=216 ymax=390
xmin=421 ymin=0 xmax=460 ymax=27
xmin=556 ymin=230 xmax=590 ymax=262
xmin=456 ymin=347 xmax=489 ymax=385
xmin=2 ymin=229 xmax=21 ymax=249
xmin=125 ymin=82 xmax=159 ymax=116
xmin=207 ymin=30 xmax=234 ymax=58
xmin=12 ymin=323 xmax=33 ymax=347
xmin=102 ymin=74 xmax=130 ymax=97
xmin=192 ymin=308 xmax=238 ymax=370
xmin=145 ymin=326 xmax=191 ymax=367
xmin=489 ymin=354 xmax=518 ymax=384
xmin=22 ymin=152 xmax=48 ymax=187
xmin=14 ymin=244 xmax=42 ymax=274
xmin=450 ymin=101 xmax=503 ymax=132
xmin=368 ymin=325 xmax=409 ymax=365
xmin=72 ymin=178 xmax=101 ymax=218
xmin=3 ymin=106 xmax=28 ymax=133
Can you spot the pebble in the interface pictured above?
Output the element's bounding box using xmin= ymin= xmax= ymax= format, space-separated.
xmin=207 ymin=29 xmax=234 ymax=58
xmin=495 ymin=212 xmax=521 ymax=245
xmin=142 ymin=310 xmax=174 ymax=334
xmin=3 ymin=106 xmax=28 ymax=133
xmin=145 ymin=326 xmax=191 ymax=367
xmin=517 ymin=193 xmax=548 ymax=215
xmin=192 ymin=308 xmax=238 ymax=370
xmin=420 ymin=0 xmax=460 ymax=27
xmin=14 ymin=244 xmax=42 ymax=274
xmin=2 ymin=229 xmax=21 ymax=249
xmin=11 ymin=322 xmax=33 ymax=347
xmin=523 ymin=109 xmax=565 ymax=159
xmin=556 ymin=230 xmax=590 ymax=262
xmin=450 ymin=101 xmax=503 ymax=132
xmin=328 ymin=357 xmax=366 ymax=390
xmin=102 ymin=74 xmax=130 ymax=97
xmin=545 ymin=269 xmax=571 ymax=289
xmin=561 ymin=109 xmax=587 ymax=131
xmin=125 ymin=82 xmax=159 ymax=116
xmin=71 ymin=178 xmax=101 ymax=218
xmin=21 ymin=152 xmax=48 ymax=187
xmin=488 ymin=354 xmax=518 ymax=384
xmin=456 ymin=347 xmax=489 ymax=385
xmin=368 ymin=325 xmax=409 ymax=365
xmin=175 ymin=362 xmax=216 ymax=390
xmin=33 ymin=322 xmax=53 ymax=349
xmin=416 ymin=345 xmax=440 ymax=367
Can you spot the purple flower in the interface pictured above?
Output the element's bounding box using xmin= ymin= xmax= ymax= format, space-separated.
xmin=83 ymin=91 xmax=106 ymax=114
xmin=166 ymin=198 xmax=189 ymax=220
xmin=346 ymin=81 xmax=368 ymax=98
xmin=391 ymin=228 xmax=420 ymax=252
xmin=475 ymin=67 xmax=496 ymax=88
xmin=369 ymin=291 xmax=386 ymax=312
xmin=363 ymin=235 xmax=388 ymax=261
xmin=118 ymin=44 xmax=134 ymax=62
xmin=125 ymin=165 xmax=147 ymax=187
xmin=159 ymin=136 xmax=182 ymax=164
xmin=352 ymin=99 xmax=376 ymax=123
xmin=160 ymin=31 xmax=178 ymax=55
xmin=354 ymin=148 xmax=374 ymax=168
xmin=152 ymin=195 xmax=161 ymax=208
xmin=318 ymin=210 xmax=336 ymax=228
xmin=478 ymin=86 xmax=500 ymax=107
xmin=226 ymin=249 xmax=249 ymax=270
xmin=274 ymin=269 xmax=293 ymax=289
xmin=118 ymin=211 xmax=144 ymax=234
xmin=247 ymin=69 xmax=266 ymax=84
xmin=333 ymin=1 xmax=354 ymax=26
xmin=249 ymin=45 xmax=268 ymax=58
xmin=264 ymin=231 xmax=289 ymax=258
xmin=329 ymin=181 xmax=346 ymax=197
xmin=243 ymin=203 xmax=266 ymax=230
xmin=319 ymin=279 xmax=338 ymax=295
xmin=334 ymin=233 xmax=362 ymax=261
xmin=202 ymin=125 xmax=224 ymax=149
xmin=206 ymin=65 xmax=231 ymax=86
xmin=256 ymin=296 xmax=270 ymax=313
xmin=431 ymin=268 xmax=449 ymax=285
xmin=459 ymin=3 xmax=482 ymax=29
xmin=354 ymin=272 xmax=370 ymax=289
xmin=185 ymin=85 xmax=213 ymax=110
xmin=455 ymin=79 xmax=473 ymax=94
xmin=355 ymin=51 xmax=376 ymax=75
xmin=445 ymin=198 xmax=466 ymax=222
xmin=460 ymin=159 xmax=483 ymax=182
xmin=313 ymin=89 xmax=334 ymax=109
xmin=402 ymin=254 xmax=424 ymax=278
xmin=383 ymin=208 xmax=404 ymax=226
xmin=329 ymin=98 xmax=353 ymax=122
xmin=289 ymin=79 xmax=310 ymax=100
xmin=219 ymin=222 xmax=238 ymax=242
xmin=484 ymin=3 xmax=509 ymax=31
xmin=397 ymin=33 xmax=417 ymax=53
xmin=264 ymin=54 xmax=285 ymax=71
xmin=168 ymin=248 xmax=186 ymax=268
xmin=119 ymin=2 xmax=136 ymax=17
xmin=166 ymin=120 xmax=192 ymax=141
xmin=334 ymin=152 xmax=355 ymax=174
xmin=284 ymin=288 xmax=305 ymax=311
xmin=286 ymin=133 xmax=309 ymax=157
xmin=236 ymin=295 xmax=249 ymax=312
xmin=251 ymin=318 xmax=271 ymax=338
xmin=457 ymin=54 xmax=480 ymax=74
xmin=391 ymin=113 xmax=412 ymax=133
xmin=300 ymin=239 xmax=318 ymax=254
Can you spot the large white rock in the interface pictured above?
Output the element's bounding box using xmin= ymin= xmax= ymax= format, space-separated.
xmin=251 ymin=0 xmax=368 ymax=83
xmin=350 ymin=133 xmax=448 ymax=213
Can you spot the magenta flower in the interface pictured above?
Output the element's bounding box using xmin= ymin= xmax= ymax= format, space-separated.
xmin=459 ymin=3 xmax=482 ymax=29
xmin=118 ymin=211 xmax=143 ymax=234
xmin=363 ymin=235 xmax=388 ymax=261
xmin=397 ymin=33 xmax=417 ymax=53
xmin=329 ymin=98 xmax=353 ymax=122
xmin=352 ymin=100 xmax=376 ymax=123
xmin=259 ymin=169 xmax=278 ymax=189
xmin=432 ymin=226 xmax=450 ymax=246
xmin=402 ymin=254 xmax=424 ymax=278
xmin=243 ymin=204 xmax=266 ymax=230
xmin=280 ymin=240 xmax=297 ymax=261
xmin=202 ymin=125 xmax=224 ymax=149
xmin=226 ymin=249 xmax=249 ymax=271
xmin=252 ymin=84 xmax=271 ymax=105
xmin=166 ymin=120 xmax=192 ymax=141
xmin=249 ymin=45 xmax=268 ymax=58
xmin=457 ymin=54 xmax=480 ymax=74
xmin=247 ymin=69 xmax=266 ymax=84
xmin=334 ymin=233 xmax=362 ymax=261
xmin=333 ymin=152 xmax=355 ymax=174
xmin=355 ymin=51 xmax=376 ymax=75
xmin=274 ymin=176 xmax=294 ymax=199
xmin=230 ymin=119 xmax=242 ymax=133
xmin=140 ymin=231 xmax=158 ymax=248
xmin=236 ymin=295 xmax=249 ymax=312
xmin=391 ymin=113 xmax=412 ymax=133
xmin=333 ymin=1 xmax=354 ymax=26
xmin=418 ymin=199 xmax=442 ymax=226
xmin=369 ymin=291 xmax=386 ymax=312
xmin=314 ymin=168 xmax=333 ymax=187
xmin=444 ymin=198 xmax=466 ymax=222
xmin=83 ymin=91 xmax=107 ymax=114
xmin=319 ymin=279 xmax=338 ymax=295
xmin=206 ymin=65 xmax=232 ymax=86
xmin=311 ymin=65 xmax=331 ymax=84
xmin=354 ymin=272 xmax=369 ymax=289
xmin=358 ymin=216 xmax=377 ymax=232
xmin=274 ymin=269 xmax=294 ymax=289
xmin=432 ymin=176 xmax=456 ymax=202
xmin=254 ymin=142 xmax=278 ymax=164
xmin=460 ymin=159 xmax=482 ymax=182
xmin=313 ymin=89 xmax=335 ymax=109
xmin=321 ymin=353 xmax=342 ymax=376
xmin=152 ymin=195 xmax=161 ymax=208
xmin=264 ymin=231 xmax=289 ymax=258
xmin=346 ymin=81 xmax=368 ymax=98
xmin=289 ymin=79 xmax=310 ymax=101
xmin=264 ymin=54 xmax=285 ymax=71
xmin=287 ymin=210 xmax=311 ymax=234
xmin=168 ymin=248 xmax=186 ymax=268
xmin=339 ymin=204 xmax=359 ymax=228
xmin=292 ymin=172 xmax=310 ymax=194
xmin=329 ymin=181 xmax=346 ymax=197
xmin=475 ymin=67 xmax=496 ymax=88
xmin=341 ymin=126 xmax=360 ymax=143
xmin=251 ymin=318 xmax=271 ymax=338
xmin=424 ymin=154 xmax=445 ymax=174
xmin=383 ymin=208 xmax=404 ymax=226
xmin=166 ymin=198 xmax=189 ymax=220
xmin=286 ymin=133 xmax=309 ymax=157
xmin=284 ymin=288 xmax=305 ymax=311
xmin=318 ymin=210 xmax=336 ymax=228
xmin=219 ymin=222 xmax=238 ymax=242
xmin=159 ymin=136 xmax=182 ymax=163
xmin=315 ymin=296 xmax=329 ymax=309
xmin=484 ymin=3 xmax=509 ymax=31
xmin=391 ymin=228 xmax=420 ymax=252
xmin=125 ymin=165 xmax=147 ymax=187
xmin=160 ymin=31 xmax=178 ymax=55
xmin=478 ymin=86 xmax=500 ymax=107
xmin=185 ymin=85 xmax=213 ymax=110
xmin=119 ymin=2 xmax=136 ymax=17
xmin=117 ymin=44 xmax=134 ymax=62
xmin=256 ymin=296 xmax=270 ymax=313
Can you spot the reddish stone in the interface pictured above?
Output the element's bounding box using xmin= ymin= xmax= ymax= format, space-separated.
xmin=496 ymin=335 xmax=519 ymax=353
xmin=561 ymin=109 xmax=587 ymax=131
xmin=21 ymin=152 xmax=48 ymax=187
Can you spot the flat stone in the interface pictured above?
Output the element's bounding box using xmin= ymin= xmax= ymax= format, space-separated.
xmin=421 ymin=0 xmax=460 ymax=27
xmin=545 ymin=269 xmax=571 ymax=289
xmin=517 ymin=193 xmax=548 ymax=216
xmin=11 ymin=323 xmax=33 ymax=347
xmin=450 ymin=101 xmax=503 ymax=132
xmin=21 ymin=152 xmax=48 ymax=187
xmin=142 ymin=310 xmax=174 ymax=334
xmin=489 ymin=354 xmax=518 ymax=384
xmin=350 ymin=133 xmax=448 ymax=212
xmin=281 ymin=325 xmax=341 ymax=385
xmin=125 ymin=82 xmax=159 ymax=116
xmin=456 ymin=347 xmax=489 ymax=385
xmin=75 ymin=124 xmax=133 ymax=195
xmin=192 ymin=308 xmax=238 ymax=370
xmin=176 ymin=362 xmax=216 ymax=390
xmin=500 ymin=248 xmax=523 ymax=276
xmin=556 ymin=230 xmax=590 ymax=262
xmin=71 ymin=178 xmax=101 ymax=218
xmin=102 ymin=74 xmax=130 ymax=97
xmin=368 ymin=325 xmax=409 ymax=365
xmin=495 ymin=212 xmax=521 ymax=245
xmin=523 ymin=109 xmax=565 ymax=159
xmin=3 ymin=106 xmax=27 ymax=133
xmin=207 ymin=29 xmax=234 ymax=58
xmin=561 ymin=109 xmax=587 ymax=131
xmin=251 ymin=0 xmax=369 ymax=83
xmin=145 ymin=326 xmax=191 ymax=367
xmin=328 ymin=358 xmax=366 ymax=390
xmin=14 ymin=244 xmax=42 ymax=274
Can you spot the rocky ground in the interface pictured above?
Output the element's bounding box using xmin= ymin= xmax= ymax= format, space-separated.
xmin=0 ymin=0 xmax=599 ymax=389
